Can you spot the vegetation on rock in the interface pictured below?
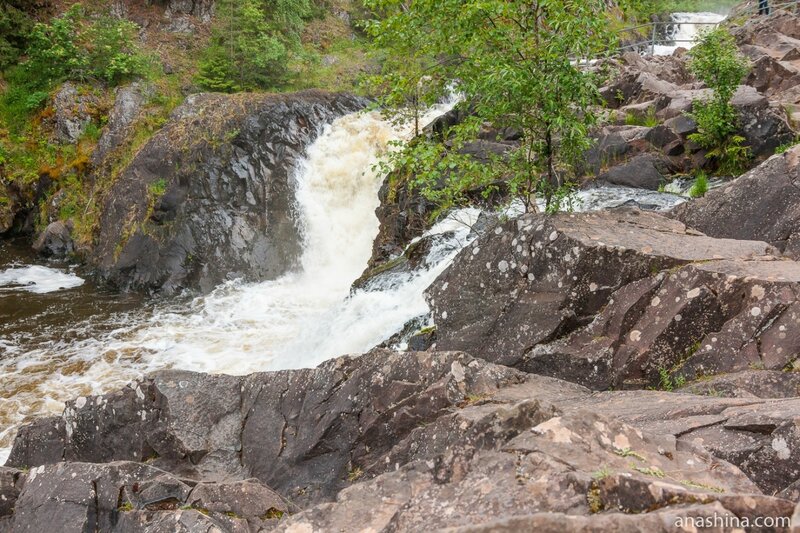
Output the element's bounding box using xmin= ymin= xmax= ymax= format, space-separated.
xmin=687 ymin=27 xmax=751 ymax=176
xmin=365 ymin=0 xmax=615 ymax=213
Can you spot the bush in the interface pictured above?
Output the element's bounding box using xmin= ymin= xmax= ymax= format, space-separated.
xmin=0 ymin=2 xmax=33 ymax=70
xmin=196 ymin=0 xmax=311 ymax=92
xmin=689 ymin=172 xmax=708 ymax=198
xmin=687 ymin=28 xmax=751 ymax=176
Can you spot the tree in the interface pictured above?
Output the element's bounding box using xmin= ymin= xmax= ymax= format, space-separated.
xmin=687 ymin=28 xmax=750 ymax=175
xmin=197 ymin=0 xmax=312 ymax=92
xmin=364 ymin=0 xmax=614 ymax=213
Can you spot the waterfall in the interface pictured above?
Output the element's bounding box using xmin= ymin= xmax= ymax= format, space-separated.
xmin=0 ymin=104 xmax=463 ymax=462
xmin=653 ymin=12 xmax=727 ymax=56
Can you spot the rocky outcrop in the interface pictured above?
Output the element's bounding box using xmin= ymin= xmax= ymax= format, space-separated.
xmin=91 ymin=90 xmax=366 ymax=294
xmin=51 ymin=82 xmax=99 ymax=145
xmin=7 ymin=350 xmax=523 ymax=508
xmin=426 ymin=209 xmax=777 ymax=382
xmin=91 ymin=82 xmax=152 ymax=169
xmin=32 ymin=220 xmax=75 ymax=258
xmin=674 ymin=145 xmax=800 ymax=260
xmin=7 ymin=350 xmax=800 ymax=531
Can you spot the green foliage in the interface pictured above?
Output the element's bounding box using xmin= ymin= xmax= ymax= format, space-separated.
xmin=689 ymin=172 xmax=708 ymax=198
xmin=148 ymin=178 xmax=167 ymax=199
xmin=20 ymin=5 xmax=146 ymax=90
xmin=0 ymin=2 xmax=34 ymax=70
xmin=624 ymin=107 xmax=659 ymax=128
xmin=365 ymin=0 xmax=614 ymax=213
xmin=775 ymin=138 xmax=800 ymax=155
xmin=657 ymin=367 xmax=686 ymax=391
xmin=197 ymin=0 xmax=312 ymax=92
xmin=687 ymin=28 xmax=751 ymax=176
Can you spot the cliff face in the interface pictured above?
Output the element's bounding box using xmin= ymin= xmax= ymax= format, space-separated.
xmin=91 ymin=90 xmax=367 ymax=294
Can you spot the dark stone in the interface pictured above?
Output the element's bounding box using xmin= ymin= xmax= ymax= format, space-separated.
xmin=673 ymin=146 xmax=800 ymax=259
xmin=598 ymin=153 xmax=668 ymax=190
xmin=91 ymin=91 xmax=367 ymax=294
xmin=32 ymin=221 xmax=75 ymax=258
xmin=426 ymin=209 xmax=774 ymax=369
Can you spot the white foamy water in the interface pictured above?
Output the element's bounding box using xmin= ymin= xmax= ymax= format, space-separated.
xmin=653 ymin=12 xmax=727 ymax=56
xmin=0 ymin=265 xmax=84 ymax=294
xmin=0 ymin=104 xmax=459 ymax=462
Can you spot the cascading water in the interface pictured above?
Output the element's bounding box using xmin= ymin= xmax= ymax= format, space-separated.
xmin=653 ymin=12 xmax=727 ymax=56
xmin=0 ymin=104 xmax=461 ymax=462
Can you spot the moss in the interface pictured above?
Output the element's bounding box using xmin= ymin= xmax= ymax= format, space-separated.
xmin=587 ymin=483 xmax=604 ymax=513
xmin=347 ymin=466 xmax=364 ymax=482
xmin=614 ymin=448 xmax=646 ymax=462
xmin=118 ymin=502 xmax=134 ymax=512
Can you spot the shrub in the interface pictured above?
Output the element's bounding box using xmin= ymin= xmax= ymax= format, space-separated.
xmin=0 ymin=2 xmax=33 ymax=70
xmin=687 ymin=28 xmax=751 ymax=176
xmin=689 ymin=172 xmax=708 ymax=198
xmin=196 ymin=0 xmax=311 ymax=92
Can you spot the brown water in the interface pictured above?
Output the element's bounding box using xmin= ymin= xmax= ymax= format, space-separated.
xmin=0 ymin=239 xmax=152 ymax=460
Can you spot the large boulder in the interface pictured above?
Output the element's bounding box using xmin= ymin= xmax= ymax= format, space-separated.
xmin=7 ymin=350 xmax=523 ymax=507
xmin=8 ymin=351 xmax=800 ymax=530
xmin=673 ymin=146 xmax=800 ymax=259
xmin=426 ymin=209 xmax=775 ymax=371
xmin=91 ymin=90 xmax=366 ymax=293
xmin=526 ymin=258 xmax=800 ymax=389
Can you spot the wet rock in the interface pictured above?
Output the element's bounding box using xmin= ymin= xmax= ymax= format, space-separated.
xmin=32 ymin=221 xmax=74 ymax=258
xmin=597 ymin=153 xmax=669 ymax=190
xmin=427 ymin=209 xmax=774 ymax=369
xmin=51 ymin=82 xmax=98 ymax=145
xmin=91 ymin=91 xmax=367 ymax=294
xmin=673 ymin=146 xmax=800 ymax=259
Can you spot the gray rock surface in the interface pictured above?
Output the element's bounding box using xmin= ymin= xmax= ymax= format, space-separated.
xmin=674 ymin=145 xmax=800 ymax=260
xmin=91 ymin=90 xmax=366 ymax=293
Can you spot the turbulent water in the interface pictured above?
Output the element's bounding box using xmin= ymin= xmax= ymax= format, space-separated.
xmin=0 ymin=87 xmax=703 ymax=462
xmin=0 ymin=105 xmax=462 ymax=462
xmin=653 ymin=12 xmax=727 ymax=56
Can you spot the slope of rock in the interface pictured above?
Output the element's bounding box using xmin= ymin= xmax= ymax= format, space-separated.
xmin=426 ymin=209 xmax=777 ymax=381
xmin=5 ymin=350 xmax=800 ymax=531
xmin=673 ymin=145 xmax=800 ymax=260
xmin=91 ymin=90 xmax=366 ymax=294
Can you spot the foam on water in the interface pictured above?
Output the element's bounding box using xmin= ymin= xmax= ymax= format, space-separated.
xmin=0 ymin=265 xmax=84 ymax=294
xmin=653 ymin=12 xmax=727 ymax=56
xmin=0 ymin=104 xmax=458 ymax=459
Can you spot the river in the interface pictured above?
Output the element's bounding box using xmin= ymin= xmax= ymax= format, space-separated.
xmin=0 ymin=11 xmax=721 ymax=463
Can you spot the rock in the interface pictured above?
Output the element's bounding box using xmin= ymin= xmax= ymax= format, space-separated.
xmin=186 ymin=479 xmax=290 ymax=527
xmin=673 ymin=145 xmax=800 ymax=259
xmin=166 ymin=0 xmax=215 ymax=23
xmin=3 ymin=461 xmax=280 ymax=532
xmin=9 ymin=352 xmax=800 ymax=529
xmin=32 ymin=220 xmax=74 ymax=258
xmin=427 ymin=209 xmax=775 ymax=370
xmin=91 ymin=82 xmax=152 ymax=168
xmin=679 ymin=370 xmax=800 ymax=399
xmin=51 ymin=82 xmax=98 ymax=144
xmin=597 ymin=153 xmax=668 ymax=190
xmin=526 ymin=258 xmax=800 ymax=389
xmin=273 ymin=377 xmax=792 ymax=531
xmin=8 ymin=350 xmax=524 ymax=508
xmin=0 ymin=468 xmax=24 ymax=520
xmin=91 ymin=90 xmax=367 ymax=294
xmin=9 ymin=462 xmax=173 ymax=532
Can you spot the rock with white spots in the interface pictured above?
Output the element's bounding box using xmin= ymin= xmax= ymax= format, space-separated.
xmin=427 ymin=209 xmax=774 ymax=369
